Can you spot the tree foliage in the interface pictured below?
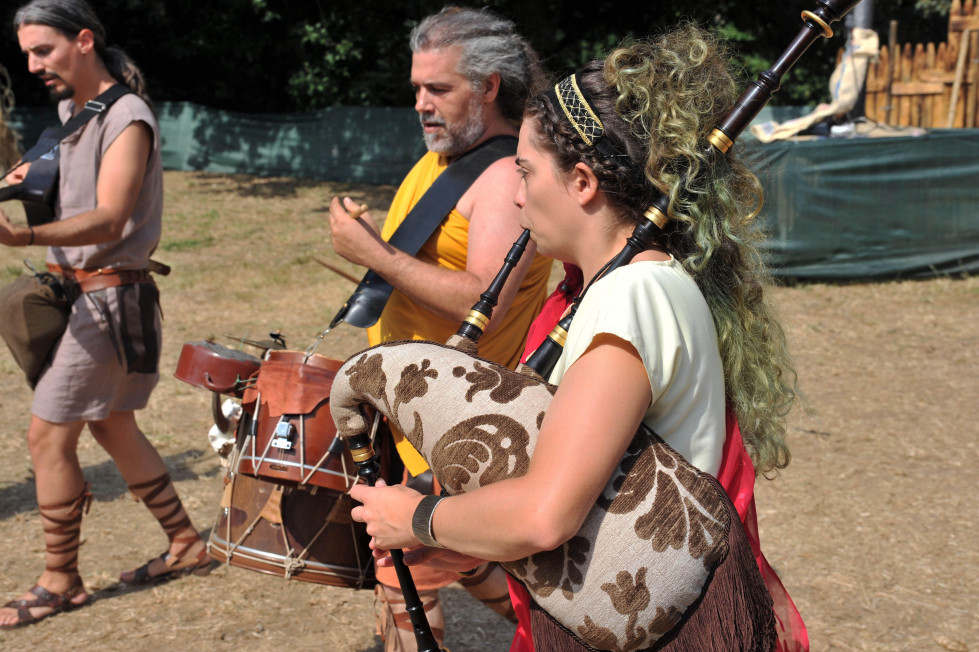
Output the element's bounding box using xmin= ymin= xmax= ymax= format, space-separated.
xmin=0 ymin=0 xmax=950 ymax=112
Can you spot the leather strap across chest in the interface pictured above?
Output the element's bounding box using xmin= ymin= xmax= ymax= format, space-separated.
xmin=329 ymin=135 xmax=518 ymax=329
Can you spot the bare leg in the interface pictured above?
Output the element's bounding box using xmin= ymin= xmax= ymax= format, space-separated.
xmin=0 ymin=416 xmax=90 ymax=627
xmin=375 ymin=583 xmax=445 ymax=652
xmin=87 ymin=411 xmax=206 ymax=581
xmin=371 ymin=564 xmax=514 ymax=648
xmin=457 ymin=562 xmax=516 ymax=622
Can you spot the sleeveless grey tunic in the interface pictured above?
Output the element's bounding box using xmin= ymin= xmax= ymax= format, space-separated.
xmin=32 ymin=93 xmax=163 ymax=422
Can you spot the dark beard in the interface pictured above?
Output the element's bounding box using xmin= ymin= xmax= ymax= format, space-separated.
xmin=50 ymin=84 xmax=75 ymax=101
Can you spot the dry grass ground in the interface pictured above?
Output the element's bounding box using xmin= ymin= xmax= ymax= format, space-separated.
xmin=1 ymin=171 xmax=976 ymax=651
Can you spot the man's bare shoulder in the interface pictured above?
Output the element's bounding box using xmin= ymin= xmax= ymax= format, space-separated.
xmin=476 ymin=154 xmax=521 ymax=184
xmin=469 ymin=155 xmax=521 ymax=197
xmin=456 ymin=155 xmax=521 ymax=220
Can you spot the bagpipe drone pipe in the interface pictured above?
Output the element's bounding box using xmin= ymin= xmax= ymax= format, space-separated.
xmin=330 ymin=3 xmax=863 ymax=650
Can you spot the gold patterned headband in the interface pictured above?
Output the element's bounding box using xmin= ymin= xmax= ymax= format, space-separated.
xmin=547 ymin=73 xmax=664 ymax=226
xmin=552 ymin=74 xmax=604 ymax=146
xmin=547 ymin=73 xmax=631 ymax=163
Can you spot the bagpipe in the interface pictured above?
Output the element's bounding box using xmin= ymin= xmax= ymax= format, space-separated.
xmin=329 ymin=2 xmax=863 ymax=650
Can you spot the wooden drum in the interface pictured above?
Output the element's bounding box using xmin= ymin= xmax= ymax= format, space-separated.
xmin=236 ymin=350 xmax=354 ymax=490
xmin=208 ymin=470 xmax=375 ymax=588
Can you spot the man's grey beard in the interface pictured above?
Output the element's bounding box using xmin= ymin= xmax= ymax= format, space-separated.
xmin=421 ymin=93 xmax=486 ymax=156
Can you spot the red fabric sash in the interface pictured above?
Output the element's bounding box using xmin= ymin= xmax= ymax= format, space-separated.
xmin=520 ymin=263 xmax=583 ymax=356
xmin=507 ymin=266 xmax=808 ymax=652
xmin=716 ymin=410 xmax=810 ymax=652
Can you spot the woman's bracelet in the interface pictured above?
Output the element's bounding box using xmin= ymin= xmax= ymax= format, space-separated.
xmin=27 ymin=226 xmax=35 ymax=246
xmin=411 ymin=495 xmax=446 ymax=549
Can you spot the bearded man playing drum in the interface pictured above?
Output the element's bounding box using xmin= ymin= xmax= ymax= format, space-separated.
xmin=327 ymin=6 xmax=553 ymax=650
xmin=0 ymin=0 xmax=209 ymax=629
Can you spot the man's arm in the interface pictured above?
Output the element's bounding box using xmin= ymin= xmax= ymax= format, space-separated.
xmin=0 ymin=121 xmax=151 ymax=249
xmin=329 ymin=156 xmax=539 ymax=330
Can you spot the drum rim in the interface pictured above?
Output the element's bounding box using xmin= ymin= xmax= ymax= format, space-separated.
xmin=264 ymin=349 xmax=343 ymax=372
xmin=208 ymin=532 xmax=374 ymax=579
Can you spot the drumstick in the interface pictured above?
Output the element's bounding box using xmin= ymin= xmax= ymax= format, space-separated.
xmin=312 ymin=256 xmax=360 ymax=284
xmin=319 ymin=200 xmax=369 ymax=285
xmin=347 ymin=202 xmax=368 ymax=219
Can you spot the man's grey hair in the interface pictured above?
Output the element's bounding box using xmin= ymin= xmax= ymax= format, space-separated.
xmin=410 ymin=6 xmax=542 ymax=125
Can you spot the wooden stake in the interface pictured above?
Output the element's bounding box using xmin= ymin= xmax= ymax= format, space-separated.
xmin=886 ymin=20 xmax=898 ymax=124
xmin=948 ymin=28 xmax=971 ymax=127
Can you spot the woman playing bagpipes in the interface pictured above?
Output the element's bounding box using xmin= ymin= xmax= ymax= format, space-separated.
xmin=348 ymin=24 xmax=802 ymax=651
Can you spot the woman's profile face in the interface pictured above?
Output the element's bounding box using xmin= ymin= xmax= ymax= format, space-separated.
xmin=513 ymin=119 xmax=580 ymax=261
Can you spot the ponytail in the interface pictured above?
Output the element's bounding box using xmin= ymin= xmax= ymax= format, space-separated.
xmin=100 ymin=45 xmax=151 ymax=106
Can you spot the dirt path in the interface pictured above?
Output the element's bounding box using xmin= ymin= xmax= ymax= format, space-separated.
xmin=1 ymin=172 xmax=976 ymax=651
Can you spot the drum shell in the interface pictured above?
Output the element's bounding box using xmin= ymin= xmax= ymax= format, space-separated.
xmin=174 ymin=340 xmax=261 ymax=398
xmin=236 ymin=350 xmax=352 ymax=491
xmin=208 ymin=472 xmax=375 ymax=589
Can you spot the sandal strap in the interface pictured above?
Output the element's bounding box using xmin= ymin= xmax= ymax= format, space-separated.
xmin=127 ymin=472 xmax=171 ymax=501
xmin=162 ymin=542 xmax=207 ymax=569
xmin=375 ymin=584 xmax=442 ymax=637
xmin=38 ymin=485 xmax=91 ymax=574
xmin=37 ymin=485 xmax=92 ymax=516
xmin=456 ymin=562 xmax=494 ymax=587
xmin=3 ymin=576 xmax=85 ymax=611
xmin=126 ymin=541 xmax=209 ymax=585
xmin=127 ymin=472 xmax=193 ymax=538
xmin=131 ymin=553 xmax=167 ymax=584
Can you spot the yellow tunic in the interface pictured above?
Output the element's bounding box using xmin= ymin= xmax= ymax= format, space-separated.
xmin=367 ymin=150 xmax=552 ymax=473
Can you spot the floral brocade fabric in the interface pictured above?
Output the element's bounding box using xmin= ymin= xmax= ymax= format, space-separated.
xmin=331 ymin=340 xmax=743 ymax=652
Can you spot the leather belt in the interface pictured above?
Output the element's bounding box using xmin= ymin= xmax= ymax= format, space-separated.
xmin=47 ymin=264 xmax=152 ymax=294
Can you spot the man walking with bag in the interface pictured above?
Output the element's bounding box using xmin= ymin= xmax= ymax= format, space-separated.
xmin=0 ymin=0 xmax=208 ymax=629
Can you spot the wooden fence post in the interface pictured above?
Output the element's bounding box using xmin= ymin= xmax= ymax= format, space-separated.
xmin=862 ymin=0 xmax=979 ymax=129
xmin=948 ymin=29 xmax=971 ymax=127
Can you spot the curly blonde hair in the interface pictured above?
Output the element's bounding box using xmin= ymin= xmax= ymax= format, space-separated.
xmin=529 ymin=24 xmax=797 ymax=474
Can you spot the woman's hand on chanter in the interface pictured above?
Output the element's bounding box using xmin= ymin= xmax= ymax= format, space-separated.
xmin=349 ymin=479 xmax=426 ymax=550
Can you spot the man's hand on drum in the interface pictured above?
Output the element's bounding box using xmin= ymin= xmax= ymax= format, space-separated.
xmin=328 ymin=195 xmax=388 ymax=268
xmin=349 ymin=479 xmax=425 ymax=550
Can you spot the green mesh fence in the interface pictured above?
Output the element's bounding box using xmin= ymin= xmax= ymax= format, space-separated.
xmin=7 ymin=103 xmax=978 ymax=280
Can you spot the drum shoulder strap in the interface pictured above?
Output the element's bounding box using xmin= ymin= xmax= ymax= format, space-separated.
xmin=330 ymin=135 xmax=518 ymax=329
xmin=19 ymin=85 xmax=133 ymax=163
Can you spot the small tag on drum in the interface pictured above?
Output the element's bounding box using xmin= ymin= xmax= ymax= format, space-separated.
xmin=271 ymin=417 xmax=295 ymax=450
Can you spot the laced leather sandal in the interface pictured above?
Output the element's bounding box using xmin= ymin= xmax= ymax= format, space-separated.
xmin=120 ymin=472 xmax=212 ymax=585
xmin=1 ymin=576 xmax=87 ymax=629
xmin=122 ymin=540 xmax=211 ymax=585
xmin=1 ymin=486 xmax=92 ymax=628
